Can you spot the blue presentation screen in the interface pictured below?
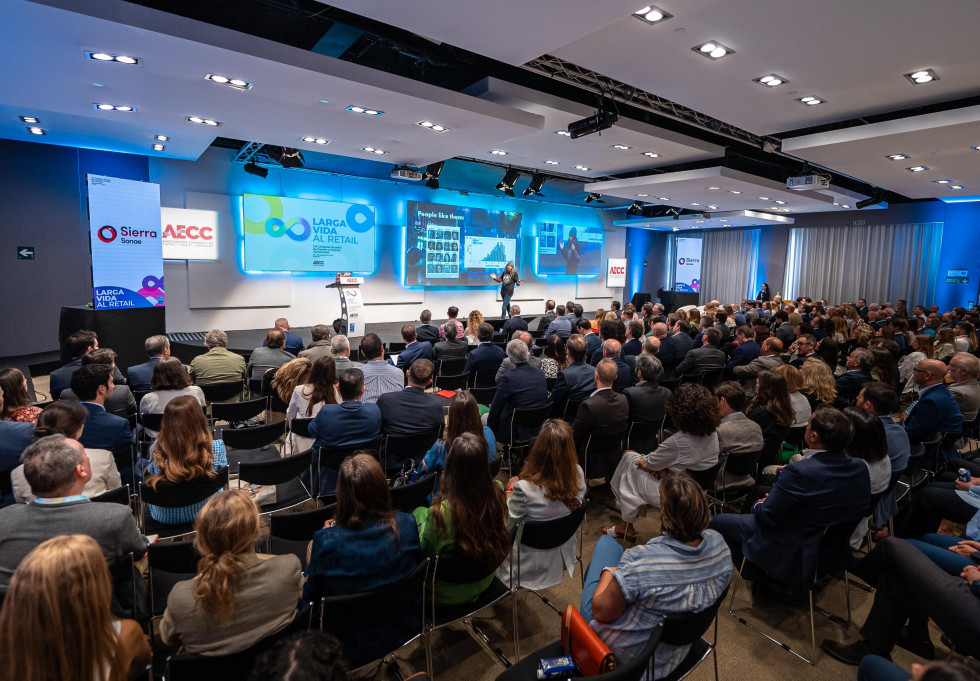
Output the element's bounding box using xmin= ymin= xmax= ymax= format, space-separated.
xmin=242 ymin=194 xmax=377 ymax=273
xmin=535 ymin=222 xmax=603 ymax=277
xmin=404 ymin=200 xmax=522 ymax=287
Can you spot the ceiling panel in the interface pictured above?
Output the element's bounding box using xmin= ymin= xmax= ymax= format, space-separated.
xmin=616 ymin=209 xmax=795 ymax=231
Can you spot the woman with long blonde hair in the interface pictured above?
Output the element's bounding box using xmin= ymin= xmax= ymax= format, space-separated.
xmin=0 ymin=534 xmax=151 ymax=681
xmin=273 ymin=357 xmax=313 ymax=406
xmin=160 ymin=490 xmax=302 ymax=655
xmin=144 ymin=395 xmax=227 ymax=525
xmin=800 ymin=357 xmax=837 ymax=408
xmin=465 ymin=309 xmax=484 ymax=345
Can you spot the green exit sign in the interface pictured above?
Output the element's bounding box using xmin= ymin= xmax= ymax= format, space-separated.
xmin=852 ymin=220 xmax=866 ymax=226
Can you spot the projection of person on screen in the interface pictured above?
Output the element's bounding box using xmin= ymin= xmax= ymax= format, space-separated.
xmin=559 ymin=227 xmax=582 ymax=275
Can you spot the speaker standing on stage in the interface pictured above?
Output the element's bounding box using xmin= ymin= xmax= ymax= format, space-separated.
xmin=490 ymin=263 xmax=522 ymax=320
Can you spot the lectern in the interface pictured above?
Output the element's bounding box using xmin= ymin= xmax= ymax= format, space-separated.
xmin=326 ymin=273 xmax=366 ymax=337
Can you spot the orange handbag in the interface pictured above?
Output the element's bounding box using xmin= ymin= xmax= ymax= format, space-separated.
xmin=561 ymin=606 xmax=616 ymax=676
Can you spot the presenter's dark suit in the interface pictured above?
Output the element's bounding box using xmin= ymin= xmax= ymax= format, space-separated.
xmin=415 ymin=324 xmax=440 ymax=344
xmin=624 ymin=382 xmax=671 ymax=424
xmin=79 ymin=402 xmax=135 ymax=482
xmin=433 ymin=339 xmax=468 ymax=361
xmin=834 ymin=370 xmax=872 ymax=406
xmin=377 ymin=387 xmax=444 ymax=437
xmin=126 ymin=356 xmax=163 ymax=392
xmin=657 ymin=332 xmax=693 ymax=379
xmin=621 ymin=338 xmax=642 ymax=358
xmin=709 ymin=449 xmax=870 ymax=585
xmin=551 ymin=361 xmax=597 ymax=416
xmin=394 ymin=341 xmax=434 ymax=370
xmin=487 ymin=363 xmax=549 ymax=444
xmin=725 ymin=339 xmax=760 ymax=369
xmin=50 ymin=360 xmax=126 ymax=401
xmin=464 ymin=342 xmax=505 ymax=375
xmin=501 ymin=316 xmax=528 ymax=336
xmin=675 ymin=345 xmax=726 ymax=377
xmin=572 ymin=388 xmax=629 ymax=479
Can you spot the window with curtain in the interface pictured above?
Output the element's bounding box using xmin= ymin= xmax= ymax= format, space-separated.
xmin=784 ymin=222 xmax=943 ymax=305
xmin=668 ymin=229 xmax=760 ymax=304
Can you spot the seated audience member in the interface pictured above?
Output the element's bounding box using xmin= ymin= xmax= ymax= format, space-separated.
xmin=434 ymin=319 xmax=468 ymax=361
xmin=438 ymin=306 xmax=466 ymax=340
xmin=870 ymin=347 xmax=899 ymax=392
xmin=658 ymin=320 xmax=694 ymax=379
xmin=709 ymin=407 xmax=870 ymax=586
xmin=676 ymin=327 xmax=726 ymax=377
xmin=537 ymin=300 xmax=557 ymax=332
xmin=160 ymin=490 xmax=302 ymax=656
xmin=800 ymin=356 xmax=838 ymax=408
xmin=326 ymin=334 xmax=359 ymax=372
xmin=127 ymin=334 xmax=172 ymax=392
xmin=621 ymin=321 xmax=644 ymax=357
xmin=465 ymin=310 xmax=485 ymax=345
xmin=309 ymin=369 xmax=382 ymax=494
xmin=905 ymin=359 xmax=963 ymax=461
xmin=393 ymin=325 xmax=434 ymax=370
xmin=464 ymin=322 xmax=506 ymax=376
xmin=414 ymin=433 xmax=511 ymax=606
xmin=272 ymin=317 xmax=304 ymax=355
xmin=949 ymin=353 xmax=980 ymax=423
xmin=487 ymin=339 xmax=549 ymax=444
xmin=139 ymin=357 xmax=206 ymax=437
xmin=746 ymin=369 xmax=795 ymax=463
xmin=624 ymin=354 xmax=670 ymax=426
xmin=582 ymin=474 xmax=732 ymax=680
xmin=0 ymin=367 xmax=41 ymax=423
xmin=0 ymin=435 xmax=147 ymax=593
xmin=248 ymin=631 xmax=351 ymax=681
xmin=726 ymin=326 xmax=760 ymax=370
xmin=269 ymin=357 xmax=312 ymax=410
xmin=773 ymin=364 xmax=813 ymax=427
xmin=551 ymin=334 xmax=597 ymax=416
xmin=189 ymin=329 xmax=247 ymax=387
xmin=842 ymin=406 xmax=892 ymax=549
xmin=606 ymin=384 xmax=720 ymax=541
xmin=495 ymin=332 xmax=542 ymax=382
xmin=145 ymin=396 xmax=228 ymax=525
xmin=49 ymin=329 xmax=126 ymax=400
xmin=823 ymin=537 xmax=980 ymax=664
xmin=357 ymin=333 xmax=403 ymax=404
xmin=579 ymin=318 xmax=602 ymax=357
xmin=501 ymin=305 xmax=528 ymax=336
xmin=304 ymin=454 xmax=421 ymax=664
xmin=419 ymin=391 xmax=496 ymax=496
xmin=732 ymin=336 xmax=783 ymax=392
xmin=713 ymin=382 xmax=765 ymax=491
xmin=0 ymin=534 xmax=151 ymax=680
xmin=377 ymin=360 xmax=444 ymax=464
xmin=299 ymin=324 xmax=332 ymax=362
xmin=899 ymin=334 xmax=932 ymax=392
xmin=11 ymin=401 xmax=120 ymax=503
xmin=934 ymin=328 xmax=957 ymax=362
xmin=69 ymin=364 xmax=134 ymax=476
xmin=0 ymin=390 xmax=34 ymax=481
xmin=61 ymin=349 xmax=138 ymax=418
xmin=248 ymin=329 xmax=294 ymax=379
xmin=788 ymin=334 xmax=817 ymax=369
xmin=415 ymin=309 xmax=441 ymax=344
xmin=855 ymin=383 xmax=910 ymax=528
xmin=573 ymin=359 xmax=628 ymax=476
xmin=501 ymin=419 xmax=585 ymax=589
xmin=546 ymin=305 xmax=573 ymax=339
xmin=540 ymin=334 xmax=569 ymax=379
xmin=597 ymin=339 xmax=634 ymax=393
xmin=954 ymin=321 xmax=978 ymax=353
xmin=286 ymin=357 xmax=338 ymax=453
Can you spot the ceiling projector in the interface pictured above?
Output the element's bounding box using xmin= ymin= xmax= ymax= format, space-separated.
xmin=567 ymin=110 xmax=619 ymax=139
xmin=390 ymin=165 xmax=423 ymax=181
xmin=786 ymin=174 xmax=830 ymax=190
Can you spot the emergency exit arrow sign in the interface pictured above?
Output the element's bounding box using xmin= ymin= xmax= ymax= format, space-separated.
xmin=17 ymin=246 xmax=35 ymax=260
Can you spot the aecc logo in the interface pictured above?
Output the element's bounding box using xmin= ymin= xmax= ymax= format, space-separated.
xmin=609 ymin=265 xmax=626 ymax=275
xmin=163 ymin=224 xmax=213 ymax=240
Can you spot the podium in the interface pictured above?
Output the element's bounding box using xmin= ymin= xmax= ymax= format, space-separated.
xmin=326 ymin=274 xmax=366 ymax=337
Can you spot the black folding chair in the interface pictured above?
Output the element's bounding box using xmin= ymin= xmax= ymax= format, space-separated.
xmin=388 ymin=341 xmax=408 ymax=354
xmin=624 ymin=417 xmax=661 ymax=453
xmin=435 ymin=373 xmax=469 ymax=392
xmin=313 ymin=439 xmax=382 ymax=498
xmin=706 ymin=449 xmax=763 ymax=513
xmin=504 ymin=402 xmax=554 ymax=472
xmin=199 ymin=380 xmax=245 ymax=404
xmin=221 ymin=421 xmax=286 ymax=470
xmin=469 ymin=369 xmax=499 ymax=388
xmin=147 ymin=540 xmax=198 ymax=630
xmin=138 ymin=466 xmax=229 ymax=539
xmin=237 ymin=449 xmax=313 ymax=515
xmin=382 ymin=428 xmax=441 ymax=473
xmin=211 ymin=396 xmax=267 ymax=426
xmin=91 ymin=484 xmax=131 ymax=506
xmin=268 ymin=503 xmax=337 ymax=566
xmin=560 ymin=398 xmax=583 ymax=424
xmin=660 ymin=586 xmax=731 ymax=681
xmin=389 ymin=475 xmax=438 ymax=514
xmin=469 ymin=386 xmax=497 ymax=407
xmin=436 ymin=358 xmax=467 ymax=376
xmin=517 ymin=499 xmax=590 ymax=600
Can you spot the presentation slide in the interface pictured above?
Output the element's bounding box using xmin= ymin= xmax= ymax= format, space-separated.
xmin=674 ymin=237 xmax=702 ymax=293
xmin=242 ymin=194 xmax=376 ymax=273
xmin=535 ymin=222 xmax=603 ymax=277
xmin=404 ymin=200 xmax=522 ymax=287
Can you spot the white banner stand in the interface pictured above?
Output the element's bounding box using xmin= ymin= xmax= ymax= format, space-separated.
xmin=326 ymin=273 xmax=366 ymax=337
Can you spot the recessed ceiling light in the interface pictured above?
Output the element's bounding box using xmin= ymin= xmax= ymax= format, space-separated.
xmin=346 ymin=105 xmax=384 ymax=116
xmin=797 ymin=95 xmax=826 ymax=106
xmin=729 ymin=190 xmax=741 ymax=194
xmin=971 ymin=146 xmax=980 ymax=152
xmin=905 ymin=69 xmax=939 ymax=85
xmin=774 ymin=200 xmax=786 ymax=205
xmin=186 ymin=116 xmax=220 ymax=126
xmin=707 ymin=186 xmax=720 ymax=190
xmin=840 ymin=204 xmax=850 ymax=209
xmin=554 ymin=130 xmax=571 ymax=137
xmin=753 ymin=74 xmax=789 ymax=88
xmin=611 ymin=144 xmax=632 ymax=150
xmin=155 ymin=135 xmax=169 ymax=141
xmin=643 ymin=151 xmax=660 ymax=158
xmin=27 ymin=127 xmax=45 ymax=135
xmin=490 ymin=150 xmax=507 ymax=156
xmin=658 ymin=197 xmax=670 ymax=201
xmin=205 ymin=73 xmax=253 ymax=90
xmin=886 ymin=153 xmax=909 ymax=160
xmin=933 ymin=179 xmax=952 ymax=184
xmin=719 ymin=218 xmax=728 ymax=222
xmin=94 ymin=103 xmax=134 ymax=112
xmin=85 ymin=51 xmax=140 ymax=65
xmin=575 ymin=165 xmax=590 ymax=171
xmin=693 ymin=41 xmax=733 ymax=60
xmin=690 ymin=202 xmax=700 ymax=206
xmin=300 ymin=136 xmax=329 ymax=145
xmin=319 ymin=99 xmax=330 ymax=104
xmin=758 ymin=196 xmax=770 ymax=200
xmin=907 ymin=166 xmax=928 ymax=172
xmin=361 ymin=146 xmax=387 ymax=155
xmin=152 ymin=143 xmax=165 ymax=151
xmin=417 ymin=121 xmax=450 ymax=132
xmin=707 ymin=205 xmax=718 ymax=210
xmin=949 ymin=185 xmax=964 ymax=190
xmin=632 ymin=5 xmax=673 ymax=24
xmin=544 ymin=160 xmax=560 ymax=165
xmin=19 ymin=116 xmax=39 ymax=124
xmin=637 ymin=194 xmax=649 ymax=197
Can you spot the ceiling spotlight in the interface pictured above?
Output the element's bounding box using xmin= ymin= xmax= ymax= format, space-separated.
xmin=632 ymin=5 xmax=673 ymax=24
xmin=187 ymin=116 xmax=220 ymax=126
xmin=658 ymin=197 xmax=670 ymax=201
xmin=886 ymin=153 xmax=909 ymax=160
xmin=575 ymin=165 xmax=590 ymax=171
xmin=774 ymin=200 xmax=786 ymax=205
xmin=346 ymin=105 xmax=384 ymax=116
xmin=971 ymin=146 xmax=980 ymax=152
xmin=554 ymin=130 xmax=572 ymax=137
xmin=300 ymin=136 xmax=329 ymax=145
xmin=693 ymin=41 xmax=734 ymax=60
xmin=205 ymin=73 xmax=253 ymax=90
xmin=95 ymin=103 xmax=134 ymax=112
xmin=523 ymin=173 xmax=546 ymax=197
xmin=27 ymin=127 xmax=45 ymax=135
xmin=155 ymin=134 xmax=169 ymax=141
xmin=585 ymin=193 xmax=605 ymax=204
xmin=611 ymin=144 xmax=632 ymax=150
xmin=907 ymin=166 xmax=928 ymax=172
xmin=490 ymin=150 xmax=508 ymax=156
xmin=637 ymin=194 xmax=649 ymax=197
xmin=905 ymin=69 xmax=939 ymax=85
xmin=243 ymin=161 xmax=268 ymax=178
xmin=567 ymin=108 xmax=618 ymax=138
xmin=496 ymin=168 xmax=521 ymax=197
xmin=265 ymin=146 xmax=305 ymax=168
xmin=627 ymin=201 xmax=645 ymax=216
xmin=753 ymin=74 xmax=789 ymax=88
xmin=729 ymin=190 xmax=741 ymax=194
xmin=707 ymin=205 xmax=719 ymax=210
xmin=797 ymin=95 xmax=826 ymax=106
xmin=423 ymin=161 xmax=444 ymax=190
xmin=643 ymin=152 xmax=660 ymax=158
xmin=85 ymin=51 xmax=140 ymax=65
xmin=544 ymin=160 xmax=560 ymax=165
xmin=840 ymin=204 xmax=850 ymax=209
xmin=152 ymin=143 xmax=165 ymax=151
xmin=361 ymin=146 xmax=387 ymax=155
xmin=19 ymin=116 xmax=39 ymax=124
xmin=416 ymin=121 xmax=450 ymax=132
xmin=933 ymin=179 xmax=952 ymax=184
xmin=949 ymin=185 xmax=965 ymax=190
xmin=690 ymin=203 xmax=701 ymax=206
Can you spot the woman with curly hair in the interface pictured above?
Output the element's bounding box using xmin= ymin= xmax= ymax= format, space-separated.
xmin=540 ymin=334 xmax=569 ymax=379
xmin=274 ymin=357 xmax=314 ymax=408
xmin=606 ymin=384 xmax=720 ymax=541
xmin=800 ymin=357 xmax=837 ymax=408
xmin=465 ymin=309 xmax=484 ymax=345
xmin=0 ymin=367 xmax=41 ymax=423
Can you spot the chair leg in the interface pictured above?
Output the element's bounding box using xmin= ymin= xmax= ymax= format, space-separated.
xmin=512 ymin=587 xmax=521 ymax=662
xmin=425 ymin=626 xmax=434 ymax=680
xmin=809 ymin=591 xmax=817 ymax=665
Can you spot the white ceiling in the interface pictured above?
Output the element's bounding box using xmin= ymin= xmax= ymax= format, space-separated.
xmin=615 ymin=209 xmax=795 ymax=231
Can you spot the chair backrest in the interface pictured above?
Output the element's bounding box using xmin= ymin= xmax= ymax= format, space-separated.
xmin=436 ymin=358 xmax=467 ymax=376
xmin=138 ymin=411 xmax=163 ymax=432
xmin=561 ymin=399 xmax=584 ymax=423
xmin=140 ymin=467 xmax=229 ymax=508
xmin=270 ymin=503 xmax=337 ymax=542
xmin=238 ymin=449 xmax=313 ymax=486
xmin=221 ymin=420 xmax=286 ymax=451
xmin=509 ymin=402 xmax=554 ymax=443
xmin=211 ymin=396 xmax=268 ymax=424
xmin=688 ymin=460 xmax=723 ymax=492
xmin=435 ymin=525 xmax=518 ymax=584
xmin=383 ymin=428 xmax=442 ymax=472
xmin=625 ymin=418 xmax=660 ymax=453
xmin=316 ymin=438 xmax=382 ymax=470
xmin=700 ymin=369 xmax=723 ymax=388
xmin=469 ymin=369 xmax=498 ymax=388
xmin=660 ymin=586 xmax=729 ymax=646
xmin=592 ymin=621 xmax=663 ymax=681
xmin=389 ymin=475 xmax=438 ymax=514
xmin=723 ymin=448 xmax=763 ymax=477
xmin=435 ymin=373 xmax=469 ymax=391
xmin=468 ymin=386 xmax=497 ymax=407
xmin=660 ymin=377 xmax=680 ymax=392
xmin=319 ymin=558 xmax=428 ymax=631
xmin=198 ymin=381 xmax=244 ymax=404
xmin=546 ymin=377 xmax=557 ymax=392
xmin=783 ymin=425 xmax=807 ymax=449
xmin=90 ymin=484 xmax=131 ymax=505
xmin=520 ymin=500 xmax=589 ymax=550
xmin=681 ymin=372 xmax=705 ymax=385
xmin=388 ymin=341 xmax=408 ymax=354
xmin=147 ymin=540 xmax=198 ymax=617
xmin=289 ymin=417 xmax=314 ymax=439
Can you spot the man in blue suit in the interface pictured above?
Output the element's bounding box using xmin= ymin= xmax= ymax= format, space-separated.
xmin=552 ymin=334 xmax=597 ymax=417
xmin=725 ymin=326 xmax=760 ymax=370
xmin=70 ymin=364 xmax=135 ymax=482
xmin=657 ymin=320 xmax=693 ymax=379
xmin=271 ymin=317 xmax=304 ymax=355
xmin=621 ymin=321 xmax=644 ymax=358
xmin=835 ymin=348 xmax=874 ymax=406
xmin=488 ymin=339 xmax=549 ymax=444
xmin=501 ymin=305 xmax=528 ymax=336
xmin=464 ymin=323 xmax=505 ymax=375
xmin=709 ymin=407 xmax=871 ymax=586
xmin=905 ymin=358 xmax=963 ymax=461
xmin=125 ymin=334 xmax=171 ymax=392
xmin=576 ymin=319 xmax=602 ymax=358
xmin=545 ymin=305 xmax=573 ymax=339
xmin=378 ymin=359 xmax=444 ymax=470
xmin=49 ymin=330 xmax=126 ymax=400
xmin=393 ymin=325 xmax=434 ymax=370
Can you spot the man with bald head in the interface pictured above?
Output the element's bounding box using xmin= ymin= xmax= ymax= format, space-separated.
xmin=573 ymin=358 xmax=629 ymax=478
xmin=906 ymin=358 xmax=963 ymax=462
xmin=601 ymin=339 xmax=634 ymax=393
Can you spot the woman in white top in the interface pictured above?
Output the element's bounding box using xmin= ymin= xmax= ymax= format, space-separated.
xmin=898 ymin=334 xmax=932 ymax=393
xmin=933 ymin=328 xmax=956 ymax=362
xmin=500 ymin=419 xmax=586 ymax=589
xmin=140 ymin=357 xmax=206 ymax=437
xmin=465 ymin=310 xmax=484 ymax=345
xmin=11 ymin=401 xmax=121 ymax=502
xmin=607 ymin=384 xmax=720 ymax=541
xmin=774 ymin=364 xmax=813 ymax=428
xmin=954 ymin=321 xmax=978 ymax=353
xmin=286 ymin=356 xmax=340 ymax=454
xmin=844 ymin=407 xmax=892 ymax=549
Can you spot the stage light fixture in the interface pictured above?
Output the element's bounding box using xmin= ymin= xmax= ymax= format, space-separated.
xmin=693 ymin=41 xmax=734 ymax=60
xmin=567 ymin=106 xmax=618 ymax=139
xmin=753 ymin=74 xmax=789 ymax=88
xmin=797 ymin=95 xmax=826 ymax=106
xmin=244 ymin=161 xmax=268 ymax=178
xmin=27 ymin=127 xmax=45 ymax=135
xmin=523 ymin=173 xmax=546 ymax=197
xmin=152 ymin=143 xmax=165 ymax=151
xmin=85 ymin=51 xmax=140 ymax=65
xmin=496 ymin=168 xmax=521 ymax=197
xmin=205 ymin=73 xmax=253 ymax=90
xmin=585 ymin=193 xmax=605 ymax=204
xmin=856 ymin=189 xmax=884 ymax=209
xmin=423 ymin=161 xmax=444 ymax=189
xmin=265 ymin=146 xmax=305 ymax=168
xmin=627 ymin=201 xmax=645 ymax=216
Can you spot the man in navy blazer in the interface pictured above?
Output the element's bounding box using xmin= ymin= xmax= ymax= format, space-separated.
xmin=393 ymin=325 xmax=434 ymax=370
xmin=488 ymin=340 xmax=549 ymax=444
xmin=725 ymin=326 xmax=760 ymax=370
xmin=621 ymin=321 xmax=644 ymax=358
xmin=576 ymin=320 xmax=602 ymax=358
xmin=905 ymin=358 xmax=963 ymax=461
xmin=378 ymin=359 xmax=444 ymax=470
xmin=464 ymin=323 xmax=505 ymax=375
xmin=501 ymin=306 xmax=528 ymax=336
xmin=50 ymin=330 xmax=126 ymax=400
xmin=274 ymin=318 xmax=305 ymax=355
xmin=596 ymin=339 xmax=634 ymax=393
xmin=551 ymin=335 xmax=597 ymax=416
xmin=835 ymin=348 xmax=874 ymax=406
xmin=414 ymin=310 xmax=441 ymax=344
xmin=657 ymin=320 xmax=693 ymax=379
xmin=709 ymin=407 xmax=871 ymax=586
xmin=70 ymin=364 xmax=135 ymax=481
xmin=125 ymin=334 xmax=171 ymax=392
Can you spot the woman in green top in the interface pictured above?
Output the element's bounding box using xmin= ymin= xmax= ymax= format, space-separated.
xmin=413 ymin=432 xmax=511 ymax=606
